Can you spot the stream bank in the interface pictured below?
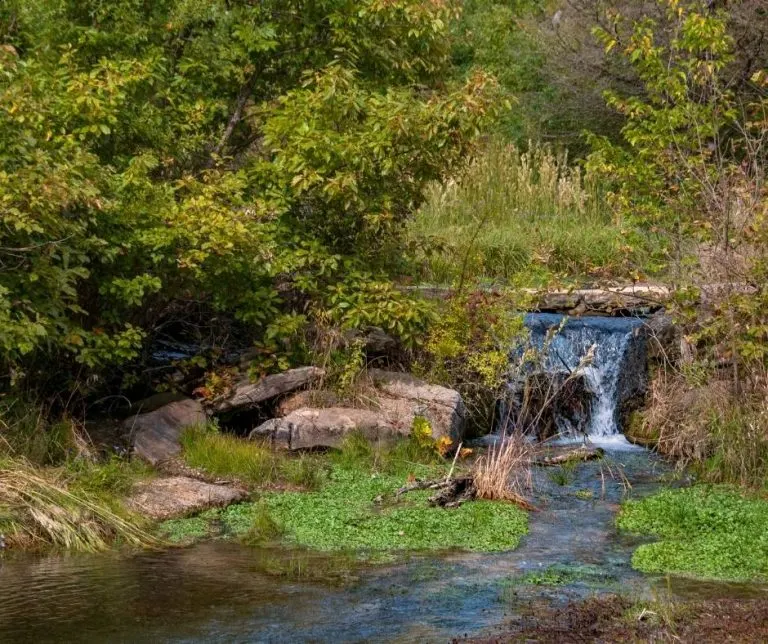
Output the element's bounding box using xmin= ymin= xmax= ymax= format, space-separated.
xmin=2 ymin=446 xmax=764 ymax=643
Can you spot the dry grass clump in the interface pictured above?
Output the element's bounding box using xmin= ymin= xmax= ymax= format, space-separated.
xmin=473 ymin=433 xmax=534 ymax=509
xmin=640 ymin=372 xmax=768 ymax=488
xmin=0 ymin=460 xmax=160 ymax=552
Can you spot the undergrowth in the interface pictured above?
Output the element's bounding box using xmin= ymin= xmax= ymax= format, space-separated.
xmin=618 ymin=486 xmax=768 ymax=582
xmin=409 ymin=142 xmax=637 ymax=286
xmin=179 ymin=425 xmax=326 ymax=490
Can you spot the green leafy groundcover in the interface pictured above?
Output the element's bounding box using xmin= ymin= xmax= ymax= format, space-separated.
xmin=618 ymin=486 xmax=768 ymax=582
xmin=161 ymin=466 xmax=528 ymax=553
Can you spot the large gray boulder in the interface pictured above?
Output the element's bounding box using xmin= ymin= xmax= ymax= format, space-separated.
xmin=211 ymin=366 xmax=324 ymax=414
xmin=369 ymin=369 xmax=466 ymax=441
xmin=124 ymin=399 xmax=206 ymax=464
xmin=252 ymin=370 xmax=467 ymax=450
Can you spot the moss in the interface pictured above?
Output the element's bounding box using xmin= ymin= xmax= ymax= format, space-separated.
xmin=618 ymin=486 xmax=768 ymax=581
xmin=504 ymin=563 xmax=616 ymax=588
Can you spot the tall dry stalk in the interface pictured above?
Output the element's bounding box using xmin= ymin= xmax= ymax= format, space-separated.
xmin=473 ymin=433 xmax=534 ymax=509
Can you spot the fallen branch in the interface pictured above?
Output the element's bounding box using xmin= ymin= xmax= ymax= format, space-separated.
xmin=396 ymin=475 xmax=535 ymax=510
xmin=535 ymin=446 xmax=604 ymax=467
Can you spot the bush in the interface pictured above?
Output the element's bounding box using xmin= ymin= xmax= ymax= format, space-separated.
xmin=0 ymin=0 xmax=498 ymax=404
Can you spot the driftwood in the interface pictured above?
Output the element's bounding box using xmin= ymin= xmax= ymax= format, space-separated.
xmin=396 ymin=476 xmax=477 ymax=508
xmin=535 ymin=446 xmax=604 ymax=467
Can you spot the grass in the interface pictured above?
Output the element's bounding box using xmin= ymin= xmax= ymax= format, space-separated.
xmin=409 ymin=141 xmax=636 ymax=286
xmin=0 ymin=458 xmax=160 ymax=552
xmin=618 ymin=485 xmax=768 ymax=581
xmin=179 ymin=424 xmax=326 ymax=489
xmin=161 ymin=435 xmax=529 ymax=553
xmin=473 ymin=433 xmax=533 ymax=507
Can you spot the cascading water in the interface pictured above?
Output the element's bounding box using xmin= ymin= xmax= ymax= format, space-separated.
xmin=508 ymin=313 xmax=647 ymax=448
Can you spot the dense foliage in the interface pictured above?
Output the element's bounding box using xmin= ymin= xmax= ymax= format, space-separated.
xmin=0 ymin=0 xmax=498 ymax=395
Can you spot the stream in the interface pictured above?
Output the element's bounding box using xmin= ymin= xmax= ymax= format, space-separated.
xmin=2 ymin=448 xmax=765 ymax=643
xmin=3 ymin=314 xmax=766 ymax=642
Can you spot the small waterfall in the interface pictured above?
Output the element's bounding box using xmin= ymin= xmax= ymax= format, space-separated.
xmin=502 ymin=313 xmax=647 ymax=448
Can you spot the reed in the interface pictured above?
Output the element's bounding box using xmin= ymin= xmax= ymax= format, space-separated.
xmin=410 ymin=141 xmax=631 ymax=284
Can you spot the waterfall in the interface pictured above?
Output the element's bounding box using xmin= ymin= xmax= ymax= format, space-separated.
xmin=510 ymin=313 xmax=647 ymax=448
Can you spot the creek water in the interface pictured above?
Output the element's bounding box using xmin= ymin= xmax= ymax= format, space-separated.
xmin=1 ymin=450 xmax=764 ymax=643
xmin=2 ymin=315 xmax=765 ymax=641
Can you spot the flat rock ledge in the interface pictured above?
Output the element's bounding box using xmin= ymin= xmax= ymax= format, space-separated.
xmin=250 ymin=370 xmax=467 ymax=450
xmin=127 ymin=476 xmax=247 ymax=521
xmin=210 ymin=366 xmax=324 ymax=414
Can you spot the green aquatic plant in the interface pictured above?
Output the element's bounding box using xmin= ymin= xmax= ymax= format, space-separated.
xmin=618 ymin=486 xmax=768 ymax=581
xmin=504 ymin=563 xmax=616 ymax=589
xmin=161 ymin=461 xmax=529 ymax=553
xmin=258 ymin=466 xmax=528 ymax=552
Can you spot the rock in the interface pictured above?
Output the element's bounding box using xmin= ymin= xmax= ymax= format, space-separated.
xmin=503 ymin=372 xmax=594 ymax=441
xmin=211 ymin=366 xmax=324 ymax=415
xmin=369 ymin=369 xmax=467 ymax=441
xmin=250 ymin=408 xmax=404 ymax=450
xmin=124 ymin=399 xmax=207 ymax=465
xmin=641 ymin=312 xmax=678 ymax=363
xmin=253 ymin=370 xmax=467 ymax=449
xmin=411 ymin=284 xmax=671 ymax=314
xmin=276 ymin=390 xmax=340 ymax=417
xmin=126 ymin=476 xmax=247 ymax=520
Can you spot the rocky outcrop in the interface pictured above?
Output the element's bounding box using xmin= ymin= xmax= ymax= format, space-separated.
xmin=124 ymin=399 xmax=206 ymax=464
xmin=211 ymin=366 xmax=324 ymax=414
xmin=126 ymin=476 xmax=247 ymax=520
xmin=369 ymin=369 xmax=467 ymax=441
xmin=251 ymin=408 xmax=406 ymax=450
xmin=251 ymin=370 xmax=466 ymax=450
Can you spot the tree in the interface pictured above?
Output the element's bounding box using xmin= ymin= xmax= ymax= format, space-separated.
xmin=0 ymin=1 xmax=499 ymax=394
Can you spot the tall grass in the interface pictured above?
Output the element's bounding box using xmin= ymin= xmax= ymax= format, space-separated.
xmin=180 ymin=425 xmax=326 ymax=489
xmin=410 ymin=142 xmax=632 ymax=285
xmin=0 ymin=459 xmax=159 ymax=551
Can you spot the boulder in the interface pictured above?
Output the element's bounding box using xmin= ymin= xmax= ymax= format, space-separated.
xmin=369 ymin=369 xmax=467 ymax=441
xmin=251 ymin=408 xmax=404 ymax=450
xmin=211 ymin=366 xmax=324 ymax=415
xmin=126 ymin=476 xmax=247 ymax=520
xmin=254 ymin=370 xmax=467 ymax=450
xmin=124 ymin=399 xmax=206 ymax=464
